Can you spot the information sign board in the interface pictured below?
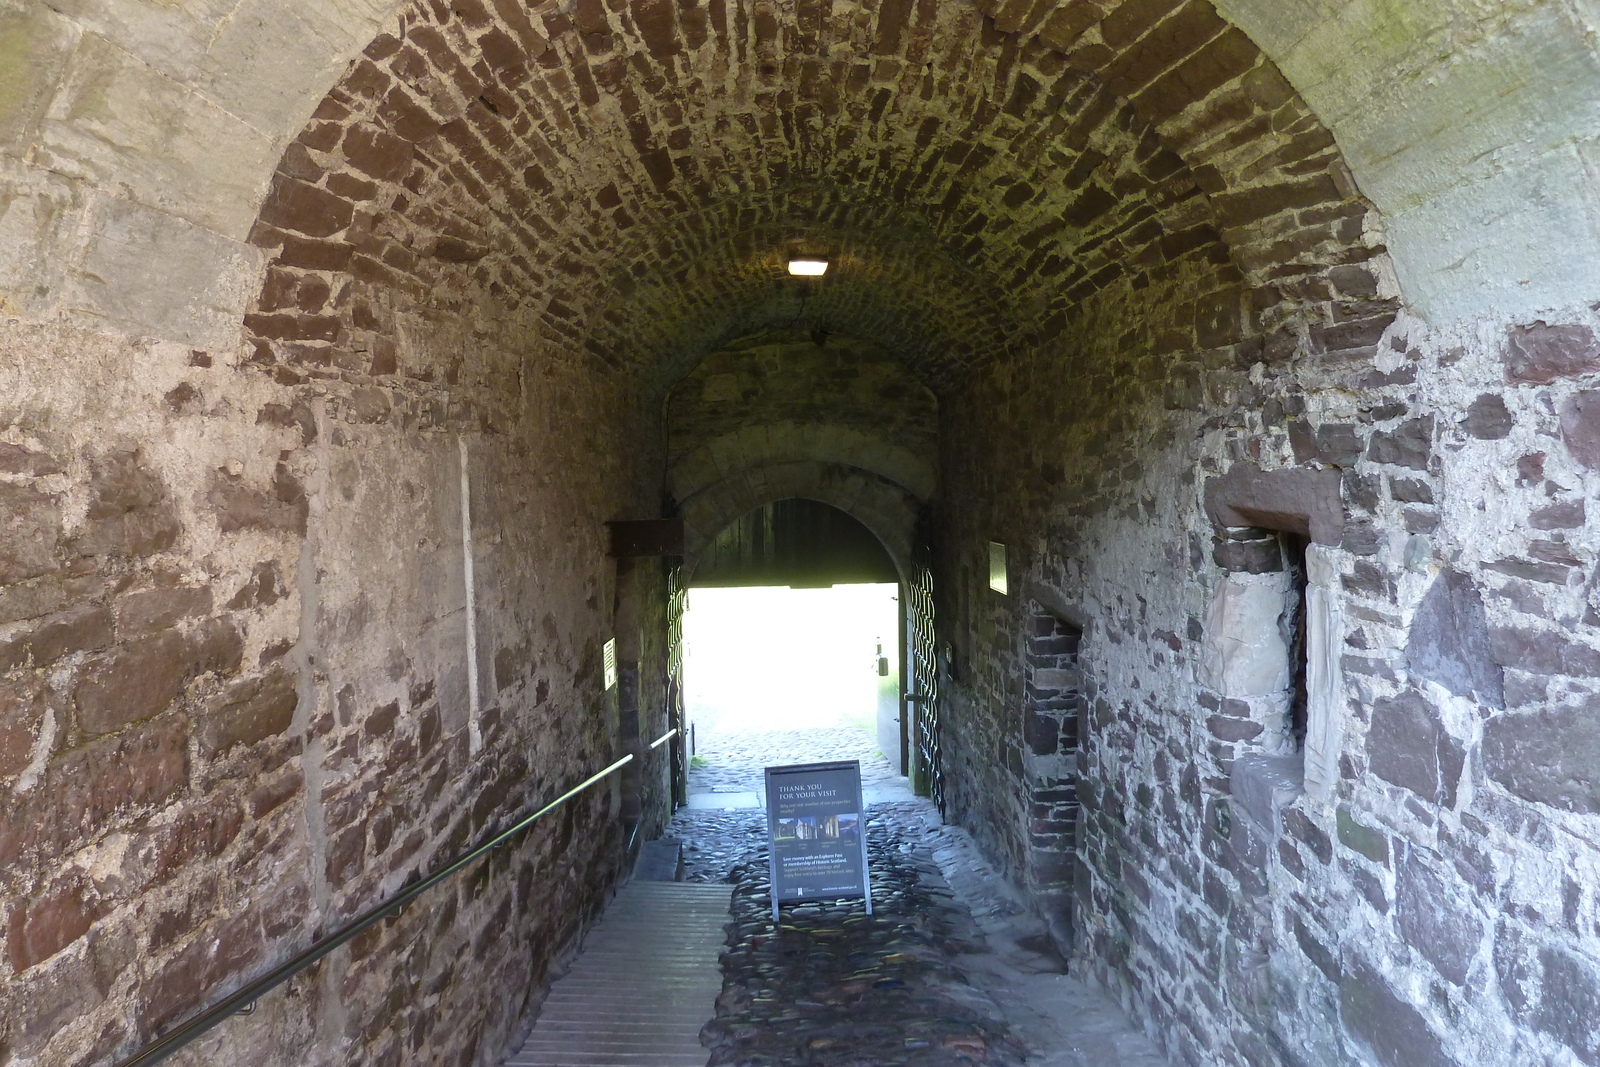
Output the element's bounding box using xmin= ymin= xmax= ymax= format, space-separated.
xmin=764 ymin=760 xmax=871 ymax=921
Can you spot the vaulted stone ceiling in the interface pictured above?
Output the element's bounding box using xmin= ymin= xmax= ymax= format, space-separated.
xmin=242 ymin=0 xmax=1390 ymax=393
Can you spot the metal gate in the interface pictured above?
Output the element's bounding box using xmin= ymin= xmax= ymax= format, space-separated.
xmin=906 ymin=531 xmax=942 ymax=812
xmin=666 ymin=561 xmax=687 ymax=808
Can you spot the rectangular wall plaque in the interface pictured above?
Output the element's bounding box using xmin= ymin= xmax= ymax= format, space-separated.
xmin=603 ymin=638 xmax=617 ymax=691
xmin=764 ymin=760 xmax=871 ymax=922
xmin=988 ymin=541 xmax=1008 ymax=594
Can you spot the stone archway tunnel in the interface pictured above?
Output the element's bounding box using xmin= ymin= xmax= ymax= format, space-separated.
xmin=2 ymin=0 xmax=1600 ymax=1064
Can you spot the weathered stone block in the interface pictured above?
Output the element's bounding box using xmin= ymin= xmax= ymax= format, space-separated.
xmin=198 ymin=666 xmax=298 ymax=757
xmin=1366 ymin=417 xmax=1433 ymax=470
xmin=1482 ymin=699 xmax=1600 ymax=814
xmin=1204 ymin=464 xmax=1344 ymax=545
xmin=207 ymin=465 xmax=310 ymax=535
xmin=1336 ymin=806 xmax=1388 ymax=866
xmin=1461 ymin=393 xmax=1513 ymax=439
xmin=1529 ymin=499 xmax=1585 ymax=530
xmin=63 ymin=194 xmax=265 ymax=349
xmin=136 ymin=793 xmax=246 ymax=886
xmin=1559 ymin=389 xmax=1600 ymax=471
xmin=1532 ymin=946 xmax=1600 ymax=1064
xmin=1396 ymin=858 xmax=1481 ymax=986
xmin=1367 ymin=690 xmax=1463 ymax=807
xmin=227 ymin=560 xmax=286 ymax=609
xmin=1490 ymin=625 xmax=1600 ymax=678
xmin=1282 ymin=807 xmax=1332 ymax=865
xmin=0 ymin=607 xmax=113 ymax=671
xmin=1504 ymin=322 xmax=1600 ymax=384
xmin=7 ymin=878 xmax=105 ymax=972
xmin=0 ymin=483 xmax=62 ymax=585
xmin=142 ymin=909 xmax=264 ymax=1030
xmin=1388 ymin=477 xmax=1433 ymax=504
xmin=258 ymin=176 xmax=355 ymax=238
xmin=1207 ymin=713 xmax=1263 ymax=742
xmin=0 ymin=5 xmax=76 ymax=149
xmin=115 ymin=585 xmax=214 ymax=635
xmin=1199 ymin=575 xmax=1289 ymax=698
xmin=1212 ymin=535 xmax=1281 ymax=573
xmin=1405 ymin=570 xmax=1503 ymax=708
xmin=4 ymin=944 xmax=107 ymax=1056
xmin=1338 ymin=959 xmax=1452 ymax=1067
xmin=0 ymin=442 xmax=64 ymax=477
xmin=1024 ymin=710 xmax=1061 ymax=755
xmin=0 ymin=676 xmax=46 ymax=778
xmin=75 ymin=620 xmax=242 ymax=737
xmin=1292 ymin=913 xmax=1340 ymax=982
xmin=1230 ymin=754 xmax=1303 ymax=835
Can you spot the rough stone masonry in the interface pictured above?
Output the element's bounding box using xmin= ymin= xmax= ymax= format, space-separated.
xmin=2 ymin=0 xmax=1600 ymax=1066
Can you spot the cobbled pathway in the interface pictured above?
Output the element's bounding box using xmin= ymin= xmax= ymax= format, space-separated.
xmin=666 ymin=722 xmax=1170 ymax=1067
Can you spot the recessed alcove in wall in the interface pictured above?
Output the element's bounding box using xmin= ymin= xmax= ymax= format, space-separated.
xmin=1201 ymin=465 xmax=1347 ymax=831
xmin=1022 ymin=602 xmax=1084 ymax=955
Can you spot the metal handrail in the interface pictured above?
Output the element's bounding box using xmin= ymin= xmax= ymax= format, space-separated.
xmin=648 ymin=727 xmax=678 ymax=750
xmin=113 ymin=754 xmax=636 ymax=1067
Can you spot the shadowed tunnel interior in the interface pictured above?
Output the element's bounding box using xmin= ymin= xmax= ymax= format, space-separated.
xmin=3 ymin=0 xmax=1600 ymax=1064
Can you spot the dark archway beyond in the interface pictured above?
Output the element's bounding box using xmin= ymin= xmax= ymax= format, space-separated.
xmin=689 ymin=498 xmax=899 ymax=589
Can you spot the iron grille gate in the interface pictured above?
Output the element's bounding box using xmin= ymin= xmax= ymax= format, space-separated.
xmin=907 ymin=538 xmax=943 ymax=812
xmin=666 ymin=561 xmax=687 ymax=807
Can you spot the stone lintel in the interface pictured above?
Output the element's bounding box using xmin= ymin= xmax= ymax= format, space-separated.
xmin=1204 ymin=464 xmax=1344 ymax=546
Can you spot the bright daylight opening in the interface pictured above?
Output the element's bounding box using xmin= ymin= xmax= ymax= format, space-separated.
xmin=682 ymin=583 xmax=904 ymax=809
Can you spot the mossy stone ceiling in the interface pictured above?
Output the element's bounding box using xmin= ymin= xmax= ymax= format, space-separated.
xmin=245 ymin=0 xmax=1387 ymax=387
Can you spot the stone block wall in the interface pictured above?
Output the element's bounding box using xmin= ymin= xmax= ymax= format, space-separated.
xmin=0 ymin=244 xmax=666 ymax=1066
xmin=936 ymin=252 xmax=1600 ymax=1065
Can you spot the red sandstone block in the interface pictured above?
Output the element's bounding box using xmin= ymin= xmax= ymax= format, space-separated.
xmin=377 ymin=86 xmax=445 ymax=143
xmin=1037 ymin=2 xmax=1103 ymax=50
xmin=365 ymin=32 xmax=402 ymax=61
xmin=142 ymin=911 xmax=264 ymax=1031
xmin=343 ymin=58 xmax=393 ymax=102
xmin=0 ymin=607 xmax=112 ymax=672
xmin=276 ymin=235 xmax=356 ymax=272
xmin=74 ymin=622 xmax=240 ymax=737
xmin=491 ymin=0 xmax=549 ymax=54
xmin=1101 ymin=0 xmax=1225 ymax=100
xmin=0 ymin=676 xmax=46 ymax=778
xmin=344 ymin=123 xmax=415 ymax=182
xmin=258 ymin=177 xmax=355 ymax=238
xmin=197 ymin=666 xmax=299 ymax=758
xmin=114 ymin=585 xmax=213 ymax=636
xmin=7 ymin=878 xmax=106 ymax=972
xmin=0 ymin=484 xmax=63 ymax=586
xmin=325 ymin=824 xmax=366 ymax=888
xmin=136 ymin=793 xmax=246 ymax=887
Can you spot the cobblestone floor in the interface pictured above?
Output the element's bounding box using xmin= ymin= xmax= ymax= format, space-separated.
xmin=665 ymin=721 xmax=1171 ymax=1067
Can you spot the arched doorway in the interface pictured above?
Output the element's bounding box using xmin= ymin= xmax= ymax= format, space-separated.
xmin=682 ymin=499 xmax=912 ymax=808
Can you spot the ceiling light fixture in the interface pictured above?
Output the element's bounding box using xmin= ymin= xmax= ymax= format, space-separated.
xmin=787 ymin=256 xmax=829 ymax=277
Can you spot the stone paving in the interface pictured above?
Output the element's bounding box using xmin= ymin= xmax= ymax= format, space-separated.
xmin=665 ymin=720 xmax=1171 ymax=1067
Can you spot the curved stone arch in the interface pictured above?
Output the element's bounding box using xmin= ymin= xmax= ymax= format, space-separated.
xmin=231 ymin=0 xmax=1409 ymax=390
xmin=669 ymin=423 xmax=937 ymax=507
xmin=3 ymin=0 xmax=1596 ymax=354
xmin=677 ymin=461 xmax=924 ymax=584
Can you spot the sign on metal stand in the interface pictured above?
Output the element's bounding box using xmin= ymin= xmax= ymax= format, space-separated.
xmin=764 ymin=760 xmax=872 ymax=923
